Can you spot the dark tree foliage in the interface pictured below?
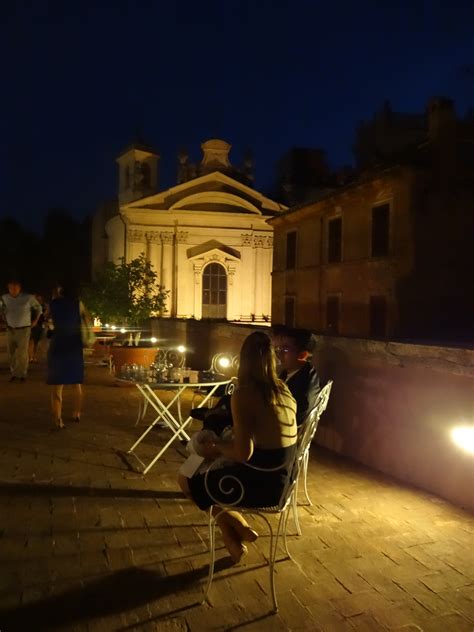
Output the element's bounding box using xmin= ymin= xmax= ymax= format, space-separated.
xmin=0 ymin=210 xmax=91 ymax=296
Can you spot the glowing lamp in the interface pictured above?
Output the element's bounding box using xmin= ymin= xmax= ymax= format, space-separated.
xmin=218 ymin=356 xmax=231 ymax=368
xmin=120 ymin=328 xmax=126 ymax=334
xmin=111 ymin=325 xmax=116 ymax=330
xmin=105 ymin=324 xmax=109 ymax=328
xmin=451 ymin=426 xmax=474 ymax=454
xmin=150 ymin=337 xmax=158 ymax=344
xmin=177 ymin=345 xmax=186 ymax=353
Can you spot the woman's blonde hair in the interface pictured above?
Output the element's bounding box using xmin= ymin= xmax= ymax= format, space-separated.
xmin=237 ymin=331 xmax=285 ymax=405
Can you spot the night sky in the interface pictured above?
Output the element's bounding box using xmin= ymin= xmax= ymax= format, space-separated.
xmin=2 ymin=0 xmax=474 ymax=230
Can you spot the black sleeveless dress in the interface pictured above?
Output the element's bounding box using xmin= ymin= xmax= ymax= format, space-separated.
xmin=187 ymin=444 xmax=297 ymax=510
xmin=47 ymin=298 xmax=84 ymax=385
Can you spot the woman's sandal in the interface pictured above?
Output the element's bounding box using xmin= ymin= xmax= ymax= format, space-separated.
xmin=223 ymin=535 xmax=248 ymax=564
xmin=72 ymin=416 xmax=81 ymax=423
xmin=52 ymin=419 xmax=65 ymax=431
xmin=237 ymin=526 xmax=259 ymax=543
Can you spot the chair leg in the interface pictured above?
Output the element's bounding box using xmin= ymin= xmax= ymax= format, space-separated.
xmin=202 ymin=511 xmax=217 ymax=604
xmin=268 ymin=516 xmax=281 ymax=613
xmin=302 ymin=450 xmax=312 ymax=506
xmin=292 ymin=489 xmax=302 ymax=536
xmin=282 ymin=506 xmax=296 ymax=560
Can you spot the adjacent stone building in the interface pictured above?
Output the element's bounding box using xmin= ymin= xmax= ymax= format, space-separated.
xmin=92 ymin=139 xmax=286 ymax=321
xmin=270 ymin=98 xmax=474 ymax=340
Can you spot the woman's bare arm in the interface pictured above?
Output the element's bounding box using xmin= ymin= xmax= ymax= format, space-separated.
xmin=200 ymin=388 xmax=254 ymax=462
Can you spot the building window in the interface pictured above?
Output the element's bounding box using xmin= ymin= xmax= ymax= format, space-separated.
xmin=369 ymin=295 xmax=387 ymax=337
xmin=326 ymin=296 xmax=340 ymax=334
xmin=371 ymin=204 xmax=390 ymax=257
xmin=202 ymin=263 xmax=227 ymax=319
xmin=284 ymin=296 xmax=295 ymax=327
xmin=286 ymin=231 xmax=297 ymax=269
xmin=328 ymin=217 xmax=342 ymax=263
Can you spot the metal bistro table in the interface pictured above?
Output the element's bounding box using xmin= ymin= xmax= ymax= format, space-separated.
xmin=126 ymin=379 xmax=232 ymax=474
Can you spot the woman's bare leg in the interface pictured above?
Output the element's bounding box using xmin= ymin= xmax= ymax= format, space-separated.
xmin=178 ymin=473 xmax=193 ymax=499
xmin=177 ymin=474 xmax=257 ymax=563
xmin=72 ymin=384 xmax=83 ymax=419
xmin=51 ymin=385 xmax=64 ymax=428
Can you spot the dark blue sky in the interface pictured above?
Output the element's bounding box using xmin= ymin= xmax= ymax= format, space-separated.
xmin=2 ymin=0 xmax=474 ymax=230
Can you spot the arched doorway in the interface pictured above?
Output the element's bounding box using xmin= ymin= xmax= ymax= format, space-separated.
xmin=202 ymin=262 xmax=227 ymax=319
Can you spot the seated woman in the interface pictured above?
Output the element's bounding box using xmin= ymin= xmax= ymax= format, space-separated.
xmin=178 ymin=331 xmax=297 ymax=563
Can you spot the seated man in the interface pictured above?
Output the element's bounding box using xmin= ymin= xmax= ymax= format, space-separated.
xmin=272 ymin=326 xmax=321 ymax=426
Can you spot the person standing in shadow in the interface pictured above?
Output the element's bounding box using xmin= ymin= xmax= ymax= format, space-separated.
xmin=1 ymin=279 xmax=42 ymax=382
xmin=47 ymin=283 xmax=91 ymax=430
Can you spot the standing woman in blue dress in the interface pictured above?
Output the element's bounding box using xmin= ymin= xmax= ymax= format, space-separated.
xmin=47 ymin=283 xmax=90 ymax=430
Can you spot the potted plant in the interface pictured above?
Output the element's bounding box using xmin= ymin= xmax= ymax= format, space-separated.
xmin=83 ymin=254 xmax=169 ymax=375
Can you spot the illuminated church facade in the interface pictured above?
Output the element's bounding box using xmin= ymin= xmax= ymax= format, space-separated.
xmin=92 ymin=139 xmax=286 ymax=321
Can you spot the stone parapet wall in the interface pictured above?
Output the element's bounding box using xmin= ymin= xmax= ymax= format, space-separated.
xmin=315 ymin=335 xmax=473 ymax=512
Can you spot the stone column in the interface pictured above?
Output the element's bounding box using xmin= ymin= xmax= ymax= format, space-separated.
xmin=146 ymin=232 xmax=162 ymax=283
xmin=161 ymin=232 xmax=174 ymax=316
xmin=175 ymin=231 xmax=189 ymax=317
xmin=226 ymin=264 xmax=237 ymax=320
xmin=253 ymin=235 xmax=265 ymax=318
xmin=127 ymin=229 xmax=146 ymax=262
xmin=192 ymin=260 xmax=204 ymax=319
xmin=240 ymin=232 xmax=254 ymax=319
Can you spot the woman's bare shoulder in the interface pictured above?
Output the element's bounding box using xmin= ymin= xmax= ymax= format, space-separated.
xmin=234 ymin=384 xmax=259 ymax=402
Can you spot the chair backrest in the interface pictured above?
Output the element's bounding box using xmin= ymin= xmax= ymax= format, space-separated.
xmin=283 ymin=380 xmax=333 ymax=504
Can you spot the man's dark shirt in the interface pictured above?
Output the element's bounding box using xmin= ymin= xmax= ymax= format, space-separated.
xmin=280 ymin=362 xmax=321 ymax=426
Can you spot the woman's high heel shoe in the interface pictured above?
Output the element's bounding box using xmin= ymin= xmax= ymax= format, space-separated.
xmin=222 ymin=530 xmax=248 ymax=564
xmin=52 ymin=419 xmax=65 ymax=431
xmin=238 ymin=526 xmax=259 ymax=543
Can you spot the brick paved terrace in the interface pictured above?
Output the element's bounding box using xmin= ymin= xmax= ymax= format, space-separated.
xmin=0 ymin=364 xmax=473 ymax=631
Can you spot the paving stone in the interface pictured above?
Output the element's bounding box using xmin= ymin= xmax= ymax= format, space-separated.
xmin=419 ymin=568 xmax=471 ymax=593
xmin=347 ymin=612 xmax=389 ymax=631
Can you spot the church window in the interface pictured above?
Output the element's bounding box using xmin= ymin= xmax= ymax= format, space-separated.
xmin=202 ymin=263 xmax=227 ymax=319
xmin=141 ymin=162 xmax=151 ymax=188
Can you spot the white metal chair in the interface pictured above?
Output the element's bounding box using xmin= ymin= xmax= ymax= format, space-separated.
xmin=191 ymin=352 xmax=239 ymax=408
xmin=201 ymin=380 xmax=333 ymax=613
xmin=292 ymin=380 xmax=333 ymax=536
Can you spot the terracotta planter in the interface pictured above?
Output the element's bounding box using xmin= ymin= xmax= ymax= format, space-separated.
xmin=110 ymin=346 xmax=158 ymax=377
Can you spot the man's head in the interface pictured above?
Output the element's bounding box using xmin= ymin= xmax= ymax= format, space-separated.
xmin=272 ymin=326 xmax=316 ymax=373
xmin=7 ymin=280 xmax=22 ymax=298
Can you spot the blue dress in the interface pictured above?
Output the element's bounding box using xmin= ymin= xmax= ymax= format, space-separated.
xmin=47 ymin=298 xmax=84 ymax=385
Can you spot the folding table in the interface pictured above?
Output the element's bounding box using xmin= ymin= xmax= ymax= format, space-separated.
xmin=127 ymin=379 xmax=232 ymax=474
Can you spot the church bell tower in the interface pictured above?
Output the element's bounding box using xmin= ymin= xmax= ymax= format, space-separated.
xmin=116 ymin=140 xmax=160 ymax=205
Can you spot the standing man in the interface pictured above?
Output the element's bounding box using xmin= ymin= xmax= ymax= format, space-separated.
xmin=272 ymin=326 xmax=321 ymax=426
xmin=1 ymin=279 xmax=42 ymax=382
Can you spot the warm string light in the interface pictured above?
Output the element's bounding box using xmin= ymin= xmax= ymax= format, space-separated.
xmin=451 ymin=426 xmax=474 ymax=454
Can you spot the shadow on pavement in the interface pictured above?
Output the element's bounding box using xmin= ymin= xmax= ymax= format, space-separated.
xmin=0 ymin=560 xmax=233 ymax=630
xmin=0 ymin=482 xmax=185 ymax=500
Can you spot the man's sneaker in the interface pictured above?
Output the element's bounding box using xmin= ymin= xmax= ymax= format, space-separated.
xmin=9 ymin=376 xmax=16 ymax=382
xmin=18 ymin=377 xmax=26 ymax=383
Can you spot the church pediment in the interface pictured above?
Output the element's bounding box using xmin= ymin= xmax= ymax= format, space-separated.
xmin=124 ymin=171 xmax=286 ymax=216
xmin=187 ymin=240 xmax=241 ymax=261
xmin=170 ymin=191 xmax=260 ymax=214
